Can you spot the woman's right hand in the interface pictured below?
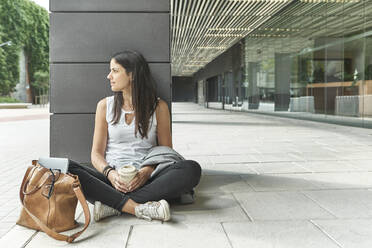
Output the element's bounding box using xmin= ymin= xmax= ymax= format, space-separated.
xmin=107 ymin=170 xmax=129 ymax=193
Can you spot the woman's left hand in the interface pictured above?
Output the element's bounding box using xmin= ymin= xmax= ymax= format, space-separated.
xmin=125 ymin=166 xmax=154 ymax=193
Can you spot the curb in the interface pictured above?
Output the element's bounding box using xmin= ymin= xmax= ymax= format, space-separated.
xmin=0 ymin=103 xmax=32 ymax=109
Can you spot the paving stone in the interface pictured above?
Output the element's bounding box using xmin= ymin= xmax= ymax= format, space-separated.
xmin=222 ymin=220 xmax=339 ymax=248
xmin=315 ymin=137 xmax=360 ymax=146
xmin=234 ymin=191 xmax=335 ymax=220
xmin=247 ymin=162 xmax=310 ymax=174
xmin=252 ymin=153 xmax=303 ymax=163
xmin=289 ymin=144 xmax=330 ymax=152
xmin=303 ymin=189 xmax=372 ymax=218
xmin=326 ymin=145 xmax=372 ymax=153
xmin=209 ymin=154 xmax=258 ymax=164
xmin=242 ymin=174 xmax=317 ymax=191
xmin=2 ymin=200 xmax=21 ymax=209
xmin=313 ymin=219 xmax=372 ymax=248
xmin=296 ymin=161 xmax=363 ymax=173
xmin=181 ymin=148 xmax=219 ymax=156
xmin=290 ymin=152 xmax=340 ymax=161
xmin=0 ymin=225 xmax=36 ymax=248
xmin=127 ymin=223 xmax=230 ymax=248
xmin=0 ymin=230 xmax=9 ymax=240
xmin=339 ymin=151 xmax=372 ymax=160
xmin=215 ymin=146 xmax=259 ymax=155
xmin=252 ymin=145 xmax=299 ymax=154
xmin=26 ymin=214 xmax=131 ymax=247
xmin=1 ymin=214 xmax=19 ymax=223
xmin=0 ymin=222 xmax=15 ymax=232
xmin=171 ymin=193 xmax=250 ymax=223
xmin=201 ymin=163 xmax=256 ymax=176
xmin=349 ymin=159 xmax=372 ymax=171
xmin=195 ymin=175 xmax=253 ymax=193
xmin=303 ymin=172 xmax=372 ymax=189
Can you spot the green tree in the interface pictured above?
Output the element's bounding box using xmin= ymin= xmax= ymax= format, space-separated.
xmin=0 ymin=29 xmax=13 ymax=95
xmin=0 ymin=0 xmax=49 ymax=101
xmin=33 ymin=70 xmax=49 ymax=91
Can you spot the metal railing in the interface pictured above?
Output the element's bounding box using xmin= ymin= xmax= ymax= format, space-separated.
xmin=34 ymin=89 xmax=49 ymax=107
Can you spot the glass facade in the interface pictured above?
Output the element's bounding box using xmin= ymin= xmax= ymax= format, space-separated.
xmin=204 ymin=0 xmax=372 ymax=128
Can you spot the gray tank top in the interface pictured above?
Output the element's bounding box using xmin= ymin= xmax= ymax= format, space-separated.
xmin=104 ymin=96 xmax=157 ymax=169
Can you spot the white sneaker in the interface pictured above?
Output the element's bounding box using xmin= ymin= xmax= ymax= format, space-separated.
xmin=93 ymin=201 xmax=121 ymax=222
xmin=134 ymin=199 xmax=171 ymax=222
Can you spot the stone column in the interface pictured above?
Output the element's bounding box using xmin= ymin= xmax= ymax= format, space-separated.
xmin=274 ymin=53 xmax=291 ymax=111
xmin=248 ymin=62 xmax=260 ymax=109
xmin=232 ymin=44 xmax=242 ymax=106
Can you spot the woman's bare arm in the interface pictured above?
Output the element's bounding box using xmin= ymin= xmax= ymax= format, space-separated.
xmin=91 ymin=98 xmax=109 ymax=172
xmin=156 ymin=99 xmax=172 ymax=148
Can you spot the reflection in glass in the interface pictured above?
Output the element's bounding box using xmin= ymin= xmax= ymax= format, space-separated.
xmin=201 ymin=0 xmax=372 ymax=127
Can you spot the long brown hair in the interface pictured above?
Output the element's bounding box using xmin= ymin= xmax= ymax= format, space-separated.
xmin=110 ymin=50 xmax=158 ymax=139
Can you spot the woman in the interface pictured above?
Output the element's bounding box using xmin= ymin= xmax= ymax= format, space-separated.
xmin=68 ymin=50 xmax=201 ymax=222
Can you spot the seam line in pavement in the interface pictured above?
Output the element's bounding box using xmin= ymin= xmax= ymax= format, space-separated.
xmin=301 ymin=192 xmax=338 ymax=218
xmin=309 ymin=220 xmax=344 ymax=248
xmin=231 ymin=193 xmax=253 ymax=222
xmin=220 ymin=222 xmax=234 ymax=248
xmin=124 ymin=225 xmax=134 ymax=248
xmin=21 ymin=230 xmax=39 ymax=248
xmin=239 ymin=175 xmax=257 ymax=191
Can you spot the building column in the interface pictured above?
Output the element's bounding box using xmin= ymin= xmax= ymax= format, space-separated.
xmin=274 ymin=53 xmax=291 ymax=111
xmin=49 ymin=0 xmax=170 ymax=163
xmin=232 ymin=44 xmax=242 ymax=106
xmin=248 ymin=62 xmax=260 ymax=109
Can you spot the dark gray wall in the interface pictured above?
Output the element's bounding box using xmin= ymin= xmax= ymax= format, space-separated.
xmin=193 ymin=43 xmax=242 ymax=100
xmin=172 ymin=77 xmax=195 ymax=102
xmin=50 ymin=0 xmax=170 ymax=163
xmin=50 ymin=0 xmax=169 ymax=12
xmin=193 ymin=45 xmax=234 ymax=81
xmin=193 ymin=42 xmax=241 ymax=106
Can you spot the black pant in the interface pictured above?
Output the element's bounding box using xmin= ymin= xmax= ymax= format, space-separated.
xmin=68 ymin=160 xmax=201 ymax=211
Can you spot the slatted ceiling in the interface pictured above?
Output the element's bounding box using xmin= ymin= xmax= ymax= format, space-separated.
xmin=171 ymin=0 xmax=293 ymax=76
xmin=256 ymin=1 xmax=366 ymax=39
xmin=366 ymin=3 xmax=372 ymax=14
xmin=201 ymin=1 xmax=232 ymax=47
xmin=183 ymin=1 xmax=218 ymax=57
xmin=196 ymin=1 xmax=230 ymax=52
xmin=175 ymin=0 xmax=185 ymax=56
xmin=171 ymin=0 xmax=368 ymax=76
xmin=174 ymin=0 xmax=224 ymax=69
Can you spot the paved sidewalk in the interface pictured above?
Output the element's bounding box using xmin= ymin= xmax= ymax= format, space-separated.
xmin=0 ymin=106 xmax=49 ymax=239
xmin=1 ymin=103 xmax=372 ymax=247
xmin=0 ymin=105 xmax=49 ymax=122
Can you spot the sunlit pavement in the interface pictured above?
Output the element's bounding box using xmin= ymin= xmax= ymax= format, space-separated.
xmin=1 ymin=103 xmax=372 ymax=247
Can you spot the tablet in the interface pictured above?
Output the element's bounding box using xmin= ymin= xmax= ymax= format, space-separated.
xmin=38 ymin=157 xmax=69 ymax=173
